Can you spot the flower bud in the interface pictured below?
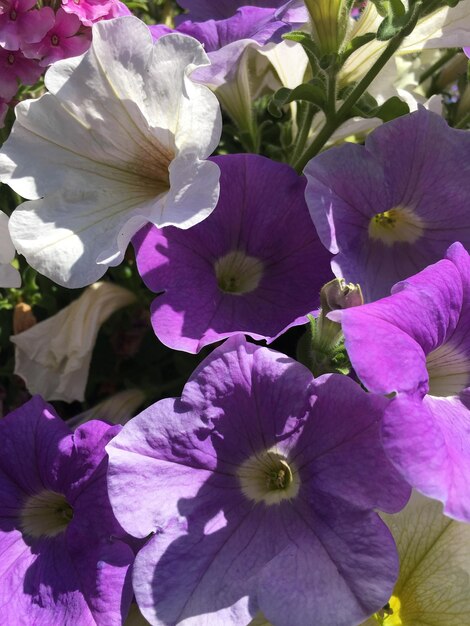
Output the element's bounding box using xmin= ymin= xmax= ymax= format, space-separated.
xmin=304 ymin=0 xmax=354 ymax=54
xmin=11 ymin=282 xmax=136 ymax=403
xmin=13 ymin=302 xmax=37 ymax=335
xmin=320 ymin=277 xmax=364 ymax=313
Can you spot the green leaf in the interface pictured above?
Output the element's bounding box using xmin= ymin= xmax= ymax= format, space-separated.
xmin=341 ymin=32 xmax=377 ymax=64
xmin=376 ymin=13 xmax=409 ymax=40
xmin=353 ymin=95 xmax=410 ymax=122
xmin=268 ymin=82 xmax=327 ymax=118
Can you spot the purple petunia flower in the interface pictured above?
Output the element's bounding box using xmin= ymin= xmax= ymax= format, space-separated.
xmin=304 ymin=108 xmax=470 ymax=302
xmin=175 ymin=0 xmax=305 ymax=22
xmin=150 ymin=6 xmax=294 ymax=89
xmin=329 ymin=242 xmax=470 ymax=522
xmin=133 ymin=154 xmax=332 ymax=353
xmin=107 ymin=335 xmax=409 ymax=626
xmin=0 ymin=396 xmax=134 ymax=624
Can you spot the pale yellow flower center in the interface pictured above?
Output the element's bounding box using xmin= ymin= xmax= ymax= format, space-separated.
xmin=20 ymin=490 xmax=73 ymax=538
xmin=237 ymin=450 xmax=300 ymax=505
xmin=214 ymin=250 xmax=264 ymax=295
xmin=426 ymin=343 xmax=470 ymax=397
xmin=368 ymin=207 xmax=424 ymax=246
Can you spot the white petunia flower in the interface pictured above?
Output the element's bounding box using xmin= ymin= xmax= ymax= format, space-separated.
xmin=362 ymin=491 xmax=470 ymax=626
xmin=0 ymin=17 xmax=222 ymax=288
xmin=11 ymin=281 xmax=136 ymax=402
xmin=342 ymin=0 xmax=470 ymax=86
xmin=0 ymin=210 xmax=21 ymax=288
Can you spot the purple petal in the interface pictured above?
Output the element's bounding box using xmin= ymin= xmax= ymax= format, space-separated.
xmin=134 ymin=154 xmax=332 ymax=353
xmin=296 ymin=374 xmax=410 ymax=513
xmin=0 ymin=396 xmax=71 ymax=494
xmin=329 ymin=257 xmax=463 ymax=395
xmin=258 ymin=496 xmax=399 ymax=626
xmin=383 ymin=393 xmax=470 ymax=522
xmin=305 ymin=109 xmax=470 ymax=301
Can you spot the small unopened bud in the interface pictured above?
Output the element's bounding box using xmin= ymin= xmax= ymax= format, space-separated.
xmin=297 ymin=278 xmax=363 ymax=377
xmin=320 ymin=278 xmax=363 ymax=313
xmin=13 ymin=302 xmax=37 ymax=335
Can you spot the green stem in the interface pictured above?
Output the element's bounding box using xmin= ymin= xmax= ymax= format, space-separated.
xmin=419 ymin=48 xmax=458 ymax=85
xmin=289 ymin=103 xmax=317 ymax=166
xmin=454 ymin=111 xmax=470 ymax=129
xmin=292 ymin=2 xmax=423 ymax=173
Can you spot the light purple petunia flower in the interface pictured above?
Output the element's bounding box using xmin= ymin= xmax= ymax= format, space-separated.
xmin=133 ymin=154 xmax=333 ymax=354
xmin=107 ymin=335 xmax=410 ymax=626
xmin=329 ymin=242 xmax=470 ymax=522
xmin=304 ymin=108 xmax=470 ymax=302
xmin=150 ymin=5 xmax=294 ymax=88
xmin=175 ymin=0 xmax=305 ymax=23
xmin=0 ymin=396 xmax=134 ymax=625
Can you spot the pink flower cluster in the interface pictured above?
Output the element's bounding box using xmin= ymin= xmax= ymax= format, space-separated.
xmin=0 ymin=0 xmax=130 ymax=125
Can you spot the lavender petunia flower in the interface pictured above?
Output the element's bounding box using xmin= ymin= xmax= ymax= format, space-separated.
xmin=133 ymin=154 xmax=332 ymax=353
xmin=0 ymin=396 xmax=134 ymax=624
xmin=330 ymin=242 xmax=470 ymax=522
xmin=175 ymin=0 xmax=305 ymax=23
xmin=150 ymin=6 xmax=293 ymax=89
xmin=304 ymin=108 xmax=470 ymax=302
xmin=107 ymin=335 xmax=409 ymax=626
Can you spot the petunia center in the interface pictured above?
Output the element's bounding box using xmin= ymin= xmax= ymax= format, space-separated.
xmin=10 ymin=9 xmax=17 ymax=20
xmin=426 ymin=343 xmax=470 ymax=397
xmin=372 ymin=596 xmax=402 ymax=625
xmin=20 ymin=490 xmax=73 ymax=538
xmin=368 ymin=206 xmax=424 ymax=246
xmin=51 ymin=34 xmax=60 ymax=46
xmin=214 ymin=250 xmax=264 ymax=295
xmin=237 ymin=450 xmax=300 ymax=505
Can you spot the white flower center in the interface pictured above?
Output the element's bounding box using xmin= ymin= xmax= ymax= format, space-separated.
xmin=426 ymin=343 xmax=470 ymax=397
xmin=214 ymin=250 xmax=264 ymax=295
xmin=237 ymin=450 xmax=300 ymax=505
xmin=368 ymin=206 xmax=424 ymax=246
xmin=20 ymin=490 xmax=73 ymax=538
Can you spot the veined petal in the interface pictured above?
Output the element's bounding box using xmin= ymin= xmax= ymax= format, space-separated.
xmin=342 ymin=1 xmax=470 ymax=85
xmin=378 ymin=492 xmax=470 ymax=626
xmin=0 ymin=17 xmax=221 ymax=287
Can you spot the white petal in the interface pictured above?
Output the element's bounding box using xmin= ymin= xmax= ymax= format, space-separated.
xmin=258 ymin=40 xmax=308 ymax=90
xmin=0 ymin=210 xmax=15 ymax=263
xmin=11 ymin=282 xmax=136 ymax=402
xmin=342 ymin=1 xmax=470 ymax=86
xmin=379 ymin=492 xmax=470 ymax=626
xmin=0 ymin=263 xmax=21 ymax=288
xmin=0 ymin=17 xmax=222 ymax=287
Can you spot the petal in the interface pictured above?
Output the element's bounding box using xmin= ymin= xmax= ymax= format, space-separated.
xmin=296 ymin=374 xmax=410 ymax=514
xmin=258 ymin=497 xmax=399 ymax=626
xmin=383 ymin=393 xmax=470 ymax=522
xmin=329 ymin=257 xmax=462 ymax=395
xmin=0 ymin=17 xmax=221 ymax=286
xmin=380 ymin=491 xmax=470 ymax=626
xmin=132 ymin=508 xmax=285 ymax=625
xmin=106 ymin=398 xmax=218 ymax=538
